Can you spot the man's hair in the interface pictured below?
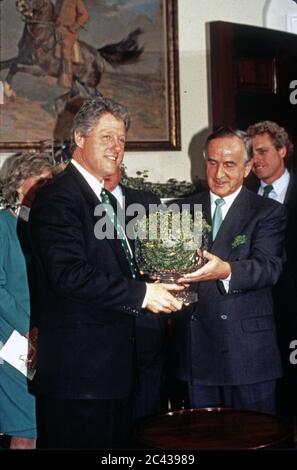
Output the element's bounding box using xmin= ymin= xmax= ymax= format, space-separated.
xmin=0 ymin=152 xmax=54 ymax=205
xmin=246 ymin=120 xmax=294 ymax=158
xmin=203 ymin=127 xmax=253 ymax=164
xmin=70 ymin=96 xmax=131 ymax=152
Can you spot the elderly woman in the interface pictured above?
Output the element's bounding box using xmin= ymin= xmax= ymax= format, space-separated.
xmin=0 ymin=153 xmax=53 ymax=449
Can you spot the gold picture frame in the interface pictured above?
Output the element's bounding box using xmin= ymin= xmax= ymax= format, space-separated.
xmin=0 ymin=0 xmax=180 ymax=152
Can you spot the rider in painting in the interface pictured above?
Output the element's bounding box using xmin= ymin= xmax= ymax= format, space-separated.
xmin=54 ymin=0 xmax=88 ymax=89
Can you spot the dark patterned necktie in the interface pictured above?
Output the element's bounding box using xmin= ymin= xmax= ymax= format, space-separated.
xmin=100 ymin=188 xmax=137 ymax=278
xmin=262 ymin=184 xmax=273 ymax=198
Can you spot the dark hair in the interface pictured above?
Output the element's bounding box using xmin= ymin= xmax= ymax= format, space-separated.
xmin=246 ymin=120 xmax=294 ymax=158
xmin=203 ymin=127 xmax=253 ymax=164
xmin=70 ymin=96 xmax=131 ymax=152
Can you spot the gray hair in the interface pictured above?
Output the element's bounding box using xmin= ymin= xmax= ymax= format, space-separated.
xmin=246 ymin=120 xmax=294 ymax=158
xmin=0 ymin=152 xmax=54 ymax=206
xmin=203 ymin=127 xmax=253 ymax=164
xmin=70 ymin=96 xmax=131 ymax=152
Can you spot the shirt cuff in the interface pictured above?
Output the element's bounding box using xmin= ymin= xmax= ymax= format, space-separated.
xmin=221 ymin=273 xmax=231 ymax=293
xmin=141 ymin=283 xmax=149 ymax=308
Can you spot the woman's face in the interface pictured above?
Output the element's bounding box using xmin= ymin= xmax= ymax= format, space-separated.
xmin=17 ymin=168 xmax=53 ymax=207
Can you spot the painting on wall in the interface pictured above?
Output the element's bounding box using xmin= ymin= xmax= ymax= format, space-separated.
xmin=0 ymin=0 xmax=180 ymax=151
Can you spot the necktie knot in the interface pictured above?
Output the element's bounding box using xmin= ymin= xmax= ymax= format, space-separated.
xmin=215 ymin=198 xmax=226 ymax=208
xmin=100 ymin=187 xmax=109 ymax=202
xmin=263 ymin=184 xmax=273 ymax=198
xmin=212 ymin=198 xmax=225 ymax=240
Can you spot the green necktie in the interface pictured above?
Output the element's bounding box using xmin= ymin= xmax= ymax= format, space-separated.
xmin=212 ymin=198 xmax=226 ymax=240
xmin=262 ymin=184 xmax=273 ymax=198
xmin=100 ymin=188 xmax=137 ymax=279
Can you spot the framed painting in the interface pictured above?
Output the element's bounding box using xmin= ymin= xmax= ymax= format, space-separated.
xmin=0 ymin=0 xmax=180 ymax=151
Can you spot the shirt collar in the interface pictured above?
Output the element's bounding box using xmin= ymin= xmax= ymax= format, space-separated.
xmin=111 ymin=184 xmax=124 ymax=208
xmin=210 ymin=185 xmax=242 ymax=208
xmin=71 ymin=159 xmax=103 ymax=200
xmin=260 ymin=169 xmax=290 ymax=197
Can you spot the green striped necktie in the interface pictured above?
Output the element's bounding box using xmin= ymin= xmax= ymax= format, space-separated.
xmin=100 ymin=188 xmax=137 ymax=278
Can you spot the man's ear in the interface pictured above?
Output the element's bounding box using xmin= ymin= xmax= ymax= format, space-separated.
xmin=74 ymin=130 xmax=85 ymax=149
xmin=244 ymin=158 xmax=254 ymax=178
xmin=278 ymin=146 xmax=287 ymax=160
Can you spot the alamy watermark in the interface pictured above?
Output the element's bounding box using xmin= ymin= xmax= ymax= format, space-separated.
xmin=289 ymin=80 xmax=297 ymax=105
xmin=94 ymin=201 xmax=204 ymax=249
xmin=289 ymin=339 xmax=297 ymax=365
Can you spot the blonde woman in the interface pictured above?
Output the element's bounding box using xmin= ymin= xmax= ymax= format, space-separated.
xmin=0 ymin=153 xmax=53 ymax=449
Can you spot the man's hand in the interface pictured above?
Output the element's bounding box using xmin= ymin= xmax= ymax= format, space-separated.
xmin=25 ymin=327 xmax=38 ymax=369
xmin=178 ymin=250 xmax=231 ymax=283
xmin=145 ymin=283 xmax=184 ymax=314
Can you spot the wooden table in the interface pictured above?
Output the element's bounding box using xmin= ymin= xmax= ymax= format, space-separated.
xmin=135 ymin=407 xmax=294 ymax=449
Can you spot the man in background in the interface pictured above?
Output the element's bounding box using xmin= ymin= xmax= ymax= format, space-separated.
xmin=247 ymin=120 xmax=297 ymax=424
xmin=105 ymin=168 xmax=168 ymax=422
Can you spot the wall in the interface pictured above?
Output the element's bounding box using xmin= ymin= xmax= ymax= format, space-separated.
xmin=124 ymin=0 xmax=267 ymax=183
xmin=264 ymin=0 xmax=297 ymax=32
xmin=3 ymin=1 xmax=296 ymax=181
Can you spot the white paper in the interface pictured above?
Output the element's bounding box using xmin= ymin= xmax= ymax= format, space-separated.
xmin=0 ymin=330 xmax=36 ymax=380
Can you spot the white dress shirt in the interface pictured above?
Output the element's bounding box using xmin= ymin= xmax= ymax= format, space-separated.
xmin=209 ymin=186 xmax=242 ymax=291
xmin=71 ymin=161 xmax=148 ymax=306
xmin=111 ymin=184 xmax=124 ymax=208
xmin=71 ymin=159 xmax=103 ymax=199
xmin=258 ymin=169 xmax=290 ymax=204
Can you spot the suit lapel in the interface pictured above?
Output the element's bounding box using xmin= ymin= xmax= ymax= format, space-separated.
xmin=68 ymin=163 xmax=100 ymax=208
xmin=69 ymin=164 xmax=134 ymax=277
xmin=211 ymin=187 xmax=251 ymax=259
xmin=284 ymin=173 xmax=296 ymax=207
xmin=195 ymin=191 xmax=211 ymax=225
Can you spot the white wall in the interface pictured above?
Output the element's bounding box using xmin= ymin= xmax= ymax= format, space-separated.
xmin=124 ymin=0 xmax=267 ymax=183
xmin=264 ymin=0 xmax=297 ymax=32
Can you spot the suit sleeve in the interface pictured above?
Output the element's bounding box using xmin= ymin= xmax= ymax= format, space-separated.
xmin=29 ymin=188 xmax=146 ymax=311
xmin=228 ymin=203 xmax=287 ymax=292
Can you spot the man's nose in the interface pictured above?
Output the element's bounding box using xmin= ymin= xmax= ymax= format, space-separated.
xmin=253 ymin=152 xmax=261 ymax=162
xmin=109 ymin=136 xmax=122 ymax=151
xmin=215 ymin=164 xmax=225 ymax=179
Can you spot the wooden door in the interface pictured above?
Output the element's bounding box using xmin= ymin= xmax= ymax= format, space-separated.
xmin=208 ymin=21 xmax=297 ymax=168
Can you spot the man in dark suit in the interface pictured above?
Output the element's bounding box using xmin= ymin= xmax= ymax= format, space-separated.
xmin=29 ymin=96 xmax=183 ymax=449
xmin=246 ymin=121 xmax=297 ymax=424
xmin=104 ymin=169 xmax=167 ymax=422
xmin=173 ymin=127 xmax=287 ymax=414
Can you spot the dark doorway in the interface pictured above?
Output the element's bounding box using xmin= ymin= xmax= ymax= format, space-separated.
xmin=207 ymin=21 xmax=297 ymax=168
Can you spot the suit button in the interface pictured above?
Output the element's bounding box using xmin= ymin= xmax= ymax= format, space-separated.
xmin=191 ymin=314 xmax=198 ymax=321
xmin=129 ymin=336 xmax=135 ymax=343
xmin=220 ymin=314 xmax=228 ymax=320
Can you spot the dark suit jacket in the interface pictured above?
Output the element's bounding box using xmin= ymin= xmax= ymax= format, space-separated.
xmin=247 ymin=173 xmax=297 ymax=366
xmin=29 ymin=164 xmax=146 ymax=400
xmin=121 ymin=186 xmax=166 ymax=374
xmin=173 ymin=187 xmax=287 ymax=386
xmin=109 ymin=185 xmax=167 ymax=419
